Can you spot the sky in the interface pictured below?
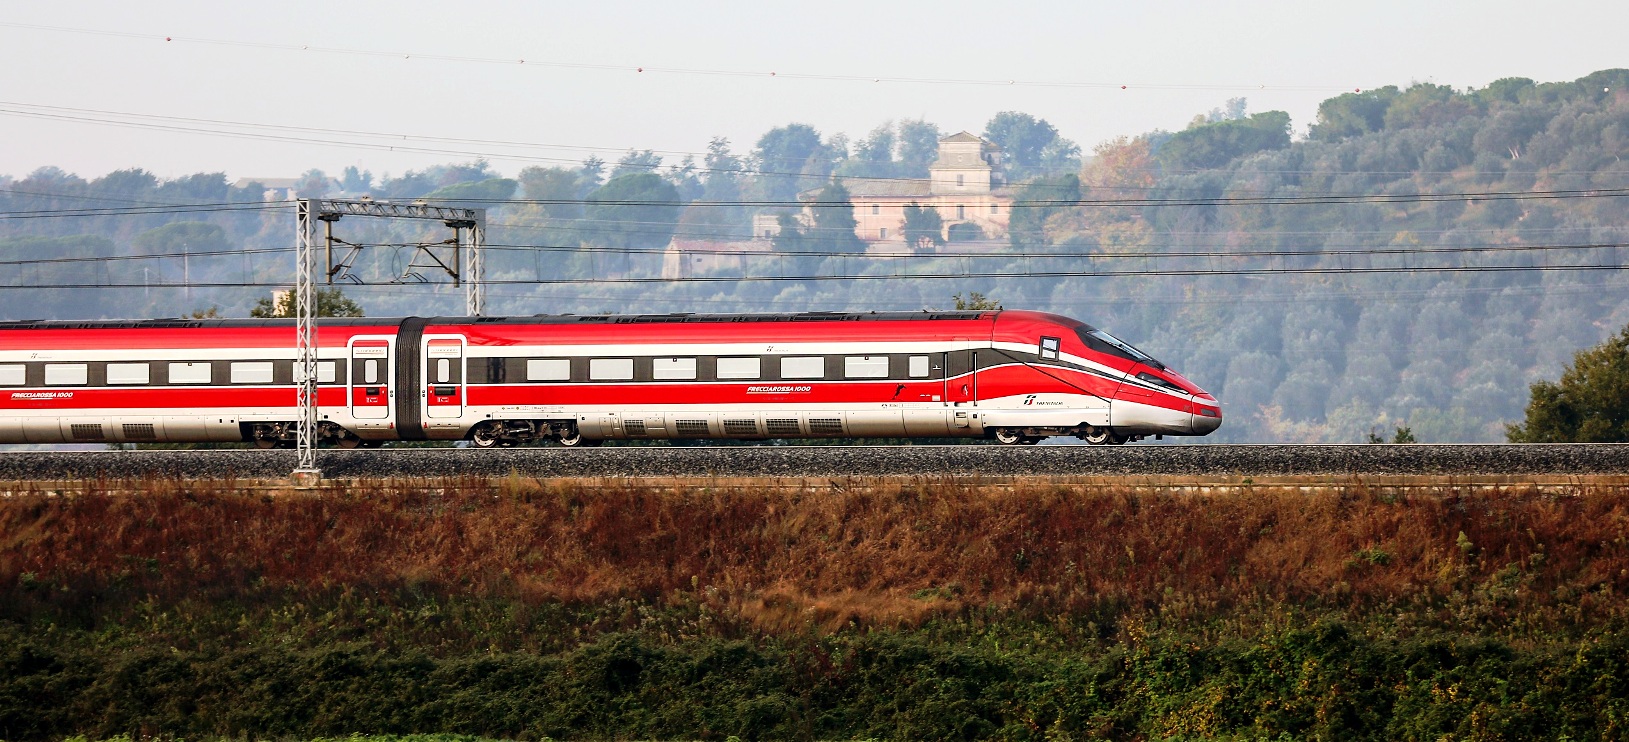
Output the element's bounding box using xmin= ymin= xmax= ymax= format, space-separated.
xmin=1 ymin=0 xmax=1625 ymax=182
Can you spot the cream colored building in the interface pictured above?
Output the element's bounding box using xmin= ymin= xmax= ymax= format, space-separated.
xmin=812 ymin=131 xmax=1015 ymax=245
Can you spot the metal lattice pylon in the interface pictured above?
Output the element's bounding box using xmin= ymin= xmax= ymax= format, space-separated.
xmin=293 ymin=200 xmax=320 ymax=477
xmin=290 ymin=199 xmax=485 ymax=482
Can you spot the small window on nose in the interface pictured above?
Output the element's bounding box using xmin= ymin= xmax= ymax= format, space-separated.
xmin=1039 ymin=336 xmax=1060 ymax=360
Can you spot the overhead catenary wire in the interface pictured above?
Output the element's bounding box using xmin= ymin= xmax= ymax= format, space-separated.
xmin=0 ymin=21 xmax=1362 ymax=93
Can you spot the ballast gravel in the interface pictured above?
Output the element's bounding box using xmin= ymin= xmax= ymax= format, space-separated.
xmin=0 ymin=444 xmax=1625 ymax=480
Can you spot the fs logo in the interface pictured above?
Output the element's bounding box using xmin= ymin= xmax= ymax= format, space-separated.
xmin=1023 ymin=395 xmax=1037 ymax=405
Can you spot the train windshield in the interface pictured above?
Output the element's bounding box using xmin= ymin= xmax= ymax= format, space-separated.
xmin=1077 ymin=328 xmax=1166 ymax=370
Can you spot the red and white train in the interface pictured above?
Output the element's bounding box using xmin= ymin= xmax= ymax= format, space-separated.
xmin=0 ymin=310 xmax=1220 ymax=447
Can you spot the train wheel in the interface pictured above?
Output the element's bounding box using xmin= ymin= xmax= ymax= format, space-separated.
xmin=557 ymin=426 xmax=601 ymax=447
xmin=1020 ymin=436 xmax=1044 ymax=445
xmin=254 ymin=438 xmax=280 ymax=450
xmin=1083 ymin=427 xmax=1115 ymax=445
xmin=470 ymin=422 xmax=502 ymax=448
xmin=992 ymin=428 xmax=1025 ymax=445
xmin=336 ymin=435 xmax=363 ymax=449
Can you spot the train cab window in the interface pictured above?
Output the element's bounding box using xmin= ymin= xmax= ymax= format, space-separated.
xmin=1039 ymin=336 xmax=1060 ymax=360
xmin=1135 ymin=371 xmax=1185 ymax=393
xmin=652 ymin=357 xmax=697 ymax=380
xmin=844 ymin=356 xmax=889 ymax=379
xmin=909 ymin=355 xmax=930 ymax=378
xmin=589 ymin=358 xmax=634 ymax=381
xmin=45 ymin=363 xmax=88 ymax=386
xmin=363 ymin=360 xmax=379 ymax=385
xmin=526 ymin=358 xmax=571 ymax=382
xmin=230 ymin=362 xmax=274 ymax=384
xmin=435 ymin=358 xmax=451 ymax=384
xmin=106 ymin=363 xmax=150 ymax=385
xmin=716 ymin=357 xmax=760 ymax=380
xmin=781 ymin=356 xmax=825 ymax=379
xmin=169 ymin=362 xmax=211 ymax=385
xmin=0 ymin=364 xmax=24 ymax=386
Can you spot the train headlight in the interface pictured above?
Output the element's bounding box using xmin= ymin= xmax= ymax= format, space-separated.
xmin=1197 ymin=406 xmax=1220 ymax=418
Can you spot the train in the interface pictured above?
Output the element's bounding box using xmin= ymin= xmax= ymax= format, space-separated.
xmin=0 ymin=309 xmax=1221 ymax=447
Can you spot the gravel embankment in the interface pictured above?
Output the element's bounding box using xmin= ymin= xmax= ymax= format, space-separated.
xmin=0 ymin=444 xmax=1625 ymax=480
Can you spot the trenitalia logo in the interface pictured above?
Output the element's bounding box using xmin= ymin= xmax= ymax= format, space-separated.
xmin=11 ymin=392 xmax=72 ymax=400
xmin=746 ymin=385 xmax=812 ymax=394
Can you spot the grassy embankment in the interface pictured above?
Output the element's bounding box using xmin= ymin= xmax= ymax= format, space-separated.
xmin=3 ymin=476 xmax=1628 ymax=740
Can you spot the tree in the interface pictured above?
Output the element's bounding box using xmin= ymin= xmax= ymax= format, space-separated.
xmin=250 ymin=288 xmax=365 ymax=318
xmin=953 ymin=292 xmax=1001 ymax=310
xmin=983 ymin=112 xmax=1077 ymax=177
xmin=749 ymin=124 xmax=831 ymax=202
xmin=1156 ymin=111 xmax=1292 ymax=170
xmin=677 ymin=138 xmax=751 ymax=239
xmin=1006 ymin=174 xmax=1081 ymax=248
xmin=1507 ymin=325 xmax=1629 ymax=442
xmin=423 ymin=178 xmax=518 ymax=204
xmin=805 ymin=181 xmax=864 ymax=254
xmin=896 ymin=119 xmax=942 ymax=177
xmin=583 ymin=173 xmax=682 ymax=250
xmin=339 ymin=166 xmax=374 ymax=193
xmin=1309 ymin=86 xmax=1400 ymax=141
xmin=611 ymin=149 xmax=664 ymax=179
xmin=294 ymin=169 xmax=332 ymax=198
xmin=901 ymin=202 xmax=944 ymax=249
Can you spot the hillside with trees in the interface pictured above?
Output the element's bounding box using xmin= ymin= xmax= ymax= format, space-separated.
xmin=0 ymin=70 xmax=1625 ymax=441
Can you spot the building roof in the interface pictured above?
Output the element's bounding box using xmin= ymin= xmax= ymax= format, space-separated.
xmin=941 ymin=131 xmax=986 ymax=143
xmin=838 ymin=179 xmax=935 ymax=198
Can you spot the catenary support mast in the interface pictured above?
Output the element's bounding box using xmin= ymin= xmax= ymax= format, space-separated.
xmin=290 ymin=199 xmax=485 ymax=484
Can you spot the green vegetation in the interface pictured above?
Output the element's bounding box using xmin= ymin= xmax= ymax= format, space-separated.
xmin=250 ymin=287 xmax=366 ymax=318
xmin=1508 ymin=323 xmax=1629 ymax=442
xmin=3 ymin=478 xmax=1629 ymax=739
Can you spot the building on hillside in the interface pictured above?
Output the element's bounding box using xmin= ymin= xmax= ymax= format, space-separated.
xmin=764 ymin=132 xmax=1016 ymax=246
xmin=661 ymin=238 xmax=774 ymax=279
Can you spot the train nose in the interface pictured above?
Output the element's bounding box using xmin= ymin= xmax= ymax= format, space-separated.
xmin=1191 ymin=397 xmax=1222 ymax=435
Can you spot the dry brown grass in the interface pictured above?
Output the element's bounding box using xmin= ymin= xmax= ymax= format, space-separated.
xmin=3 ymin=475 xmax=1628 ymax=633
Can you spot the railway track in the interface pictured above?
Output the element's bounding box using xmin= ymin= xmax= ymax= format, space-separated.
xmin=0 ymin=444 xmax=1624 ymax=481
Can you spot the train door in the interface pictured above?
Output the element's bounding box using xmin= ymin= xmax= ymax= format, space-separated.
xmin=349 ymin=338 xmax=392 ymax=420
xmin=424 ymin=337 xmax=465 ymax=419
xmin=945 ymin=348 xmax=979 ymax=430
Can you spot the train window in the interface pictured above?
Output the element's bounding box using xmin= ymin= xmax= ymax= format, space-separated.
xmin=652 ymin=357 xmax=697 ymax=380
xmin=781 ymin=356 xmax=825 ymax=379
xmin=716 ymin=357 xmax=760 ymax=380
xmin=363 ymin=359 xmax=379 ymax=385
xmin=589 ymin=358 xmax=634 ymax=381
xmin=1039 ymin=336 xmax=1060 ymax=360
xmin=526 ymin=358 xmax=571 ymax=381
xmin=45 ymin=363 xmax=88 ymax=386
xmin=106 ymin=363 xmax=150 ymax=385
xmin=436 ymin=359 xmax=451 ymax=384
xmin=0 ymin=364 xmax=23 ymax=386
xmin=169 ymin=362 xmax=211 ymax=385
xmin=909 ymin=356 xmax=930 ymax=378
xmin=297 ymin=361 xmax=338 ymax=384
xmin=231 ymin=362 xmax=274 ymax=384
xmin=844 ymin=356 xmax=889 ymax=379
